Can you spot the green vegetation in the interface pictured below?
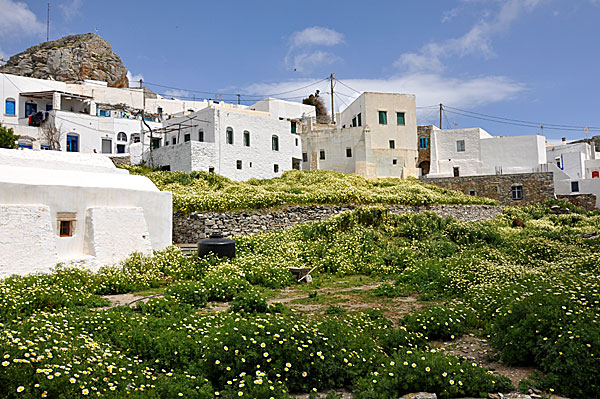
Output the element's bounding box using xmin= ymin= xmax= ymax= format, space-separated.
xmin=0 ymin=123 xmax=19 ymax=149
xmin=124 ymin=166 xmax=496 ymax=213
xmin=1 ymin=204 xmax=599 ymax=398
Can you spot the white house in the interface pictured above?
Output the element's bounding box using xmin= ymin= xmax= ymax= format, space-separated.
xmin=0 ymin=149 xmax=172 ymax=276
xmin=427 ymin=126 xmax=547 ymax=177
xmin=546 ymin=139 xmax=600 ymax=207
xmin=0 ymin=73 xmax=208 ymax=157
xmin=147 ymin=98 xmax=312 ymax=180
xmin=300 ymin=92 xmax=419 ymax=178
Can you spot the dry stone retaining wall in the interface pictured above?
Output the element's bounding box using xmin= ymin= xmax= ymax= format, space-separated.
xmin=173 ymin=204 xmax=502 ymax=244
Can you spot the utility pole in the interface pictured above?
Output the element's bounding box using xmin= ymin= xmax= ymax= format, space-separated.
xmin=439 ymin=103 xmax=443 ymax=129
xmin=237 ymin=94 xmax=241 ymax=105
xmin=46 ymin=3 xmax=50 ymax=42
xmin=330 ymin=73 xmax=336 ymax=124
xmin=140 ymin=79 xmax=154 ymax=168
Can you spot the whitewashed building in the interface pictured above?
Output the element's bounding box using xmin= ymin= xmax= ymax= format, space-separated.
xmin=300 ymin=92 xmax=419 ymax=178
xmin=426 ymin=126 xmax=547 ymax=177
xmin=148 ymin=98 xmax=313 ymax=180
xmin=0 ymin=149 xmax=172 ymax=276
xmin=547 ymin=139 xmax=600 ymax=208
xmin=0 ymin=73 xmax=208 ymax=156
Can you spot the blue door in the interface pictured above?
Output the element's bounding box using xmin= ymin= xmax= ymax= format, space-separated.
xmin=66 ymin=135 xmax=79 ymax=152
xmin=25 ymin=103 xmax=37 ymax=117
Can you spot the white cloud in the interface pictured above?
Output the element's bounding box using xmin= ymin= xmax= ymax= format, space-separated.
xmin=285 ymin=26 xmax=344 ymax=73
xmin=292 ymin=51 xmax=338 ymax=73
xmin=396 ymin=0 xmax=543 ymax=73
xmin=0 ymin=0 xmax=45 ymax=39
xmin=163 ymin=89 xmax=190 ymax=99
xmin=289 ymin=26 xmax=344 ymax=48
xmin=244 ymin=73 xmax=525 ymax=113
xmin=127 ymin=71 xmax=144 ymax=88
xmin=59 ymin=0 xmax=83 ymax=20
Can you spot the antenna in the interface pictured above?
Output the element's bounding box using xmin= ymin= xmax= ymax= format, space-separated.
xmin=46 ymin=2 xmax=50 ymax=41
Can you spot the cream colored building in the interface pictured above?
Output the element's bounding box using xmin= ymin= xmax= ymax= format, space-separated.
xmin=300 ymin=92 xmax=418 ymax=178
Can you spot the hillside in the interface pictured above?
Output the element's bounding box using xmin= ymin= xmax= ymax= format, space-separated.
xmin=125 ymin=167 xmax=496 ymax=212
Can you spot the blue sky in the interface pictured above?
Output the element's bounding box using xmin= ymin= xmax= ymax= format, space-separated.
xmin=1 ymin=0 xmax=600 ymax=142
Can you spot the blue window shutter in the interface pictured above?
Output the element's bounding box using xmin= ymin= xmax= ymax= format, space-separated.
xmin=5 ymin=100 xmax=15 ymax=115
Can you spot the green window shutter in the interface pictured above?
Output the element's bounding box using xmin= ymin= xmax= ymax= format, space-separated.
xmin=291 ymin=121 xmax=297 ymax=134
xmin=379 ymin=111 xmax=387 ymax=124
xmin=397 ymin=112 xmax=405 ymax=125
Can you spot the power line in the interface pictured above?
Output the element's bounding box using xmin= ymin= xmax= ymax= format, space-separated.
xmin=335 ymin=78 xmax=362 ymax=94
xmin=444 ymin=105 xmax=600 ymax=131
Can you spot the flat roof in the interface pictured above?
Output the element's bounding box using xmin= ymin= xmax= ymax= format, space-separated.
xmin=20 ymin=90 xmax=93 ymax=101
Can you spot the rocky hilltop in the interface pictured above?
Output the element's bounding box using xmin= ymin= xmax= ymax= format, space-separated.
xmin=1 ymin=33 xmax=129 ymax=88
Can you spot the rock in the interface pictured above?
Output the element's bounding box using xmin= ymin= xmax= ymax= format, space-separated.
xmin=399 ymin=393 xmax=437 ymax=399
xmin=1 ymin=33 xmax=129 ymax=87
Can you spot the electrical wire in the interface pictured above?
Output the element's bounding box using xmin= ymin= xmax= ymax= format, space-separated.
xmin=335 ymin=78 xmax=362 ymax=94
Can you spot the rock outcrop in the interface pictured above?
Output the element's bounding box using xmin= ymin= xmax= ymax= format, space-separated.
xmin=1 ymin=33 xmax=129 ymax=88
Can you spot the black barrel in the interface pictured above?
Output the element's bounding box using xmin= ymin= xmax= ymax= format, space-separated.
xmin=198 ymin=232 xmax=236 ymax=259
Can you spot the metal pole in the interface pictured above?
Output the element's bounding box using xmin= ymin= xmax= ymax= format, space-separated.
xmin=47 ymin=3 xmax=50 ymax=41
xmin=439 ymin=103 xmax=443 ymax=129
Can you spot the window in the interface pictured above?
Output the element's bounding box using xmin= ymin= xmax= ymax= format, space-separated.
xmin=511 ymin=185 xmax=523 ymax=200
xmin=57 ymin=212 xmax=76 ymax=237
xmin=249 ymin=162 xmax=253 ymax=167
xmin=152 ymin=138 xmax=160 ymax=149
xmin=117 ymin=132 xmax=127 ymax=142
xmin=25 ymin=102 xmax=37 ymax=117
xmin=172 ymin=137 xmax=177 ymax=145
xmin=5 ymin=99 xmax=15 ymax=115
xmin=66 ymin=134 xmax=79 ymax=152
xmin=469 ymin=190 xmax=476 ymax=196
xmin=165 ymin=141 xmax=169 ymax=146
xmin=456 ymin=140 xmax=465 ymax=152
xmin=397 ymin=112 xmax=405 ymax=125
xmin=389 ymin=140 xmax=395 ymax=149
xmin=352 ymin=117 xmax=357 ymax=127
xmin=209 ymin=167 xmax=215 ymax=173
xmin=226 ymin=127 xmax=234 ymax=144
xmin=272 ymin=135 xmax=279 ymax=151
xmin=346 ymin=148 xmax=352 ymax=158
xmin=117 ymin=144 xmax=126 ymax=154
xmin=419 ymin=137 xmax=428 ymax=149
xmin=453 ymin=167 xmax=460 ymax=177
xmin=46 ymin=104 xmax=53 ymax=111
xmin=41 ymin=145 xmax=51 ymax=150
xmin=378 ymin=111 xmax=387 ymax=125
xmin=131 ymin=134 xmax=141 ymax=143
xmin=236 ymin=160 xmax=242 ymax=170
xmin=98 ymin=109 xmax=110 ymax=117
xmin=198 ymin=129 xmax=204 ymax=142
xmin=274 ymin=164 xmax=279 ymax=173
xmin=319 ymin=150 xmax=325 ymax=160
xmin=302 ymin=152 xmax=308 ymax=162
xmin=291 ymin=121 xmax=297 ymax=133
xmin=555 ymin=157 xmax=562 ymax=169
xmin=295 ymin=138 xmax=299 ymax=146
xmin=392 ymin=159 xmax=397 ymax=165
xmin=571 ymin=181 xmax=580 ymax=192
xmin=184 ymin=133 xmax=191 ymax=142
xmin=357 ymin=113 xmax=362 ymax=127
xmin=243 ymin=131 xmax=250 ymax=147
xmin=593 ymin=171 xmax=600 ymax=178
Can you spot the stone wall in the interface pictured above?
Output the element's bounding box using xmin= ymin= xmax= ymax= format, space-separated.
xmin=421 ymin=172 xmax=554 ymax=206
xmin=173 ymin=204 xmax=502 ymax=244
xmin=557 ymin=193 xmax=597 ymax=211
xmin=108 ymin=154 xmax=131 ymax=166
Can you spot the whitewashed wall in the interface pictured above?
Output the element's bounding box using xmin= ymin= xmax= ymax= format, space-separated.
xmin=480 ymin=135 xmax=546 ymax=175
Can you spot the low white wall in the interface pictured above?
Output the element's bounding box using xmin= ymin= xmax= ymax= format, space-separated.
xmin=0 ymin=205 xmax=59 ymax=277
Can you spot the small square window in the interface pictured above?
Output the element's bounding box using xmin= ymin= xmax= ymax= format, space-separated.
xmin=571 ymin=181 xmax=579 ymax=192
xmin=397 ymin=112 xmax=405 ymax=125
xmin=244 ymin=131 xmax=250 ymax=147
xmin=456 ymin=140 xmax=465 ymax=152
xmin=453 ymin=167 xmax=460 ymax=177
xmin=172 ymin=137 xmax=177 ymax=145
xmin=346 ymin=148 xmax=352 ymax=158
xmin=378 ymin=111 xmax=387 ymax=125
xmin=272 ymin=135 xmax=279 ymax=151
xmin=352 ymin=117 xmax=357 ymax=127
xmin=199 ymin=130 xmax=204 ymax=142
xmin=291 ymin=121 xmax=297 ymax=133
xmin=357 ymin=113 xmax=362 ymax=126
xmin=184 ymin=133 xmax=190 ymax=142
xmin=419 ymin=137 xmax=428 ymax=149
xmin=319 ymin=150 xmax=325 ymax=160
xmin=302 ymin=152 xmax=308 ymax=162
xmin=511 ymin=185 xmax=523 ymax=200
xmin=389 ymin=140 xmax=395 ymax=149
xmin=209 ymin=167 xmax=215 ymax=173
xmin=392 ymin=159 xmax=397 ymax=165
xmin=274 ymin=164 xmax=279 ymax=173
xmin=236 ymin=160 xmax=242 ymax=170
xmin=59 ymin=221 xmax=72 ymax=237
xmin=469 ymin=190 xmax=476 ymax=196
xmin=165 ymin=141 xmax=169 ymax=146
